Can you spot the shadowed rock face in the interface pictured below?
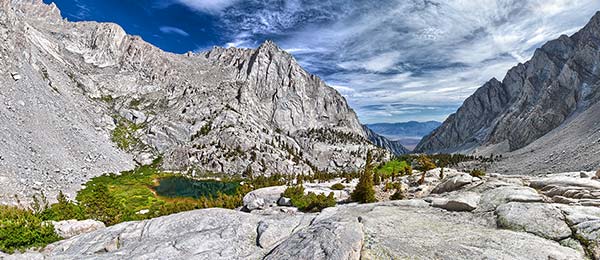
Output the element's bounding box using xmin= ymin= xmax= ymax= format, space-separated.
xmin=416 ymin=12 xmax=600 ymax=159
xmin=0 ymin=0 xmax=384 ymax=203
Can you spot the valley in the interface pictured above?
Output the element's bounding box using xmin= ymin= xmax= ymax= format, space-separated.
xmin=1 ymin=0 xmax=600 ymax=259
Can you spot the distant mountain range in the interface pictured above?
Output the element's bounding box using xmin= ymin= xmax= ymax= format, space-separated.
xmin=365 ymin=121 xmax=442 ymax=150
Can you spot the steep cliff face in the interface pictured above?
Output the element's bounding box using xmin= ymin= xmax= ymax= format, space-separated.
xmin=0 ymin=0 xmax=383 ymax=202
xmin=416 ymin=12 xmax=600 ymax=165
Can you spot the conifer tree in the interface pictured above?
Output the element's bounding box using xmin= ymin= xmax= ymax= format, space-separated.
xmin=351 ymin=151 xmax=376 ymax=203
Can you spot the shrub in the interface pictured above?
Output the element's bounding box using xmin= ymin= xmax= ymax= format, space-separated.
xmin=470 ymin=169 xmax=486 ymax=178
xmin=111 ymin=117 xmax=142 ymax=151
xmin=384 ymin=182 xmax=401 ymax=192
xmin=330 ymin=183 xmax=345 ymax=190
xmin=282 ymin=186 xmax=336 ymax=212
xmin=390 ymin=189 xmax=405 ymax=200
xmin=40 ymin=191 xmax=84 ymax=221
xmin=77 ymin=183 xmax=125 ymax=226
xmin=0 ymin=206 xmax=61 ymax=254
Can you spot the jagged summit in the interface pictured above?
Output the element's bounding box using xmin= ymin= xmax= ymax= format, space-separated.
xmin=416 ymin=11 xmax=600 ymax=174
xmin=0 ymin=0 xmax=392 ymax=203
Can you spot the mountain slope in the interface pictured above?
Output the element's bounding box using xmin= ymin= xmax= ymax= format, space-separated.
xmin=0 ymin=0 xmax=383 ymax=202
xmin=416 ymin=12 xmax=600 ymax=172
xmin=363 ymin=126 xmax=409 ymax=155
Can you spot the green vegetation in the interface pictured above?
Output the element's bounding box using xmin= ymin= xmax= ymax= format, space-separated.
xmin=305 ymin=128 xmax=370 ymax=145
xmin=330 ymin=183 xmax=345 ymax=190
xmin=390 ymin=189 xmax=405 ymax=200
xmin=417 ymin=154 xmax=436 ymax=185
xmin=0 ymin=205 xmax=61 ymax=254
xmin=111 ymin=117 xmax=143 ymax=151
xmin=100 ymin=95 xmax=114 ymax=103
xmin=470 ymin=169 xmax=486 ymax=178
xmin=282 ymin=185 xmax=336 ymax=212
xmin=377 ymin=160 xmax=409 ymax=180
xmin=351 ymin=151 xmax=377 ymax=203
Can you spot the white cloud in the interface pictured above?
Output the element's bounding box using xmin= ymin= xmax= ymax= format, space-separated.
xmin=177 ymin=0 xmax=238 ymax=14
xmin=159 ymin=26 xmax=190 ymax=37
xmin=215 ymin=0 xmax=600 ymax=123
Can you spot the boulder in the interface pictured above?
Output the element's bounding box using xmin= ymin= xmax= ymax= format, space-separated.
xmin=51 ymin=219 xmax=106 ymax=239
xmin=495 ymin=202 xmax=572 ymax=241
xmin=243 ymin=186 xmax=287 ymax=211
xmin=431 ymin=192 xmax=480 ymax=212
xmin=431 ymin=173 xmax=474 ymax=194
xmin=277 ymin=197 xmax=292 ymax=207
xmin=264 ymin=213 xmax=363 ymax=260
xmin=477 ymin=186 xmax=544 ymax=212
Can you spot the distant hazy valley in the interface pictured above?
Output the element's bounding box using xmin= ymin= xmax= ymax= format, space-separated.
xmin=365 ymin=121 xmax=442 ymax=150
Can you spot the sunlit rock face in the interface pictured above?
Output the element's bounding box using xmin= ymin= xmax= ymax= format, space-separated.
xmin=0 ymin=0 xmax=386 ymax=203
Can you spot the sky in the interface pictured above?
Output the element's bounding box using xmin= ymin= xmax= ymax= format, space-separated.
xmin=43 ymin=0 xmax=600 ymax=124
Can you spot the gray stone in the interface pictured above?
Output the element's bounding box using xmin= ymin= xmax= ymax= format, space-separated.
xmin=10 ymin=72 xmax=21 ymax=81
xmin=264 ymin=215 xmax=363 ymax=260
xmin=559 ymin=238 xmax=585 ymax=253
xmin=431 ymin=192 xmax=480 ymax=212
xmin=495 ymin=202 xmax=572 ymax=241
xmin=431 ymin=173 xmax=474 ymax=194
xmin=277 ymin=197 xmax=292 ymax=207
xmin=477 ymin=186 xmax=544 ymax=212
xmin=243 ymin=186 xmax=287 ymax=211
xmin=51 ymin=219 xmax=106 ymax=239
xmin=42 ymin=208 xmax=309 ymax=260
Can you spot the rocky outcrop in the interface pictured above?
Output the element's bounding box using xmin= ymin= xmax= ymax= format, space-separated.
xmin=363 ymin=125 xmax=409 ymax=155
xmin=0 ymin=0 xmax=384 ymax=203
xmin=416 ymin=12 xmax=600 ymax=173
xmin=51 ymin=219 xmax=106 ymax=239
xmin=8 ymin=170 xmax=600 ymax=259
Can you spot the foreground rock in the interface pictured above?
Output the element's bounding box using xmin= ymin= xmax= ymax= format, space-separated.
xmin=495 ymin=202 xmax=572 ymax=241
xmin=243 ymin=186 xmax=287 ymax=211
xmin=51 ymin=219 xmax=106 ymax=239
xmin=7 ymin=170 xmax=600 ymax=259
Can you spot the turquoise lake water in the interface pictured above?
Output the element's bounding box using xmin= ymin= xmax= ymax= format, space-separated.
xmin=154 ymin=176 xmax=240 ymax=199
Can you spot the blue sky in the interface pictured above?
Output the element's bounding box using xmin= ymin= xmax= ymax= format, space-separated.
xmin=43 ymin=0 xmax=600 ymax=124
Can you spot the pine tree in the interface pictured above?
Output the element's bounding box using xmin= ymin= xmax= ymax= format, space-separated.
xmin=417 ymin=155 xmax=436 ymax=185
xmin=351 ymin=151 xmax=376 ymax=203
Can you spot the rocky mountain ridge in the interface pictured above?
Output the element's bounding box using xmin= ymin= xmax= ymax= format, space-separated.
xmin=0 ymin=0 xmax=389 ymax=203
xmin=416 ymin=12 xmax=600 ymax=173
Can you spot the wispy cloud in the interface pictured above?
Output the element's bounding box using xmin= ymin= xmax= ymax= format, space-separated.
xmin=215 ymin=0 xmax=600 ymax=123
xmin=159 ymin=26 xmax=190 ymax=37
xmin=176 ymin=0 xmax=238 ymax=14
